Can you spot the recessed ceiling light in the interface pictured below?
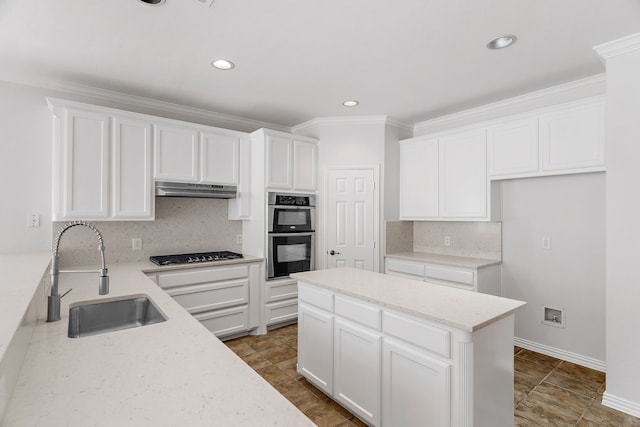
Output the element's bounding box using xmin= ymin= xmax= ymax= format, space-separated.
xmin=211 ymin=59 xmax=235 ymax=70
xmin=342 ymin=100 xmax=359 ymax=107
xmin=487 ymin=35 xmax=517 ymax=50
xmin=138 ymin=0 xmax=165 ymax=5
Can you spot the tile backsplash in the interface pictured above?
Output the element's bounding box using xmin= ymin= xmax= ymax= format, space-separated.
xmin=53 ymin=197 xmax=242 ymax=267
xmin=386 ymin=220 xmax=502 ymax=260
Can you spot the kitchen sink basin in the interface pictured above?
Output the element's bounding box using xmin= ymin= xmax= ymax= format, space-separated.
xmin=68 ymin=294 xmax=167 ymax=338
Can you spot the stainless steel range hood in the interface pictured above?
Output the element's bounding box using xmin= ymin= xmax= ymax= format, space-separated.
xmin=155 ymin=181 xmax=237 ymax=199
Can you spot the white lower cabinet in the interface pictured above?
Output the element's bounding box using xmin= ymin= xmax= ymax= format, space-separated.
xmin=151 ymin=262 xmax=261 ymax=339
xmin=382 ymin=338 xmax=451 ymax=427
xmin=298 ymin=302 xmax=334 ymax=394
xmin=385 ymin=257 xmax=502 ymax=296
xmin=334 ymin=318 xmax=382 ymax=426
xmin=297 ymin=281 xmax=515 ymax=427
xmin=264 ymin=277 xmax=299 ymax=327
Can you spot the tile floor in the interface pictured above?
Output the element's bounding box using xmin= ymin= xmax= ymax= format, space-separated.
xmin=225 ymin=324 xmax=640 ymax=427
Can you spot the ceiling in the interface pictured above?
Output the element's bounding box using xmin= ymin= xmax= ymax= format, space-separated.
xmin=0 ymin=0 xmax=639 ymax=128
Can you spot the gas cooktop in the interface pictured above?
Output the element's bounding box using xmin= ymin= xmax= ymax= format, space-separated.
xmin=149 ymin=251 xmax=244 ymax=266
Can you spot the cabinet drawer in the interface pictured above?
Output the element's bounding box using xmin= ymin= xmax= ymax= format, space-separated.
xmin=424 ymin=265 xmax=474 ymax=286
xmin=385 ymin=258 xmax=425 ymax=278
xmin=194 ymin=305 xmax=249 ymax=338
xmin=299 ymin=283 xmax=334 ymax=312
xmin=166 ymin=278 xmax=249 ymax=313
xmin=335 ymin=295 xmax=381 ymax=331
xmin=157 ymin=265 xmax=249 ymax=289
xmin=265 ymin=298 xmax=298 ymax=326
xmin=265 ymin=278 xmax=298 ymax=303
xmin=383 ymin=311 xmax=451 ymax=359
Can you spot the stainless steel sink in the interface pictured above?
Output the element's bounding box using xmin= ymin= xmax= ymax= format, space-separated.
xmin=68 ymin=294 xmax=167 ymax=338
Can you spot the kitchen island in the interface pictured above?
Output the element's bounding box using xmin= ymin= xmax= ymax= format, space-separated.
xmin=292 ymin=267 xmax=526 ymax=427
xmin=1 ymin=256 xmax=313 ymax=427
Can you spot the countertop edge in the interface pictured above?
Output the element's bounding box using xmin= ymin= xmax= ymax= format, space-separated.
xmin=385 ymin=251 xmax=502 ymax=269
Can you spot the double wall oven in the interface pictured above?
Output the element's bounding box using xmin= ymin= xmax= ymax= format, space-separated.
xmin=267 ymin=192 xmax=315 ymax=280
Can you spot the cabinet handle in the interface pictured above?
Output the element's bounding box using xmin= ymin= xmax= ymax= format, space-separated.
xmin=329 ymin=250 xmax=341 ymax=255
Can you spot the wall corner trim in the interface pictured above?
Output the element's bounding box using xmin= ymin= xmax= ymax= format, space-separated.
xmin=594 ymin=32 xmax=640 ymax=60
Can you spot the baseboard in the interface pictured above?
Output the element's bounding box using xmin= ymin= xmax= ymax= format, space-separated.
xmin=602 ymin=392 xmax=640 ymax=418
xmin=513 ymin=337 xmax=606 ymax=372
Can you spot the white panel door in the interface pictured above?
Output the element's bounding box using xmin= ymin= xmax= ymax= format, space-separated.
xmin=399 ymin=138 xmax=439 ymax=219
xmin=439 ymin=129 xmax=487 ymax=218
xmin=266 ymin=135 xmax=293 ymax=189
xmin=153 ymin=123 xmax=199 ymax=182
xmin=539 ymin=101 xmax=605 ymax=172
xmin=326 ymin=168 xmax=375 ymax=270
xmin=63 ymin=108 xmax=110 ymax=219
xmin=293 ymin=140 xmax=317 ymax=191
xmin=334 ymin=318 xmax=382 ymax=426
xmin=201 ymin=131 xmax=240 ymax=185
xmin=487 ymin=117 xmax=539 ymax=177
xmin=382 ymin=338 xmax=451 ymax=427
xmin=298 ymin=302 xmax=334 ymax=395
xmin=112 ymin=117 xmax=153 ymax=219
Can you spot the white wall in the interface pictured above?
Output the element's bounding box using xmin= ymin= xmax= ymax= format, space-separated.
xmin=0 ymin=81 xmax=53 ymax=251
xmin=501 ymin=173 xmax=606 ymax=364
xmin=294 ymin=119 xmax=388 ymax=271
xmin=597 ymin=34 xmax=640 ymax=414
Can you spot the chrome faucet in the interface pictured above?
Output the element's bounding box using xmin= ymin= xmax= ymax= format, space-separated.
xmin=47 ymin=221 xmax=109 ymax=322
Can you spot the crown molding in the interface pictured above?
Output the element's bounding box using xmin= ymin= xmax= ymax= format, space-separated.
xmin=292 ymin=115 xmax=412 ymax=134
xmin=0 ymin=75 xmax=289 ymax=133
xmin=414 ymin=74 xmax=606 ymax=135
xmin=594 ymin=32 xmax=640 ymax=60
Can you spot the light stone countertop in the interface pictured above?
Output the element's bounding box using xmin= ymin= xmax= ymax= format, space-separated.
xmin=0 ymin=252 xmax=51 ymax=363
xmin=292 ymin=268 xmax=525 ymax=333
xmin=385 ymin=251 xmax=502 ymax=269
xmin=3 ymin=259 xmax=313 ymax=427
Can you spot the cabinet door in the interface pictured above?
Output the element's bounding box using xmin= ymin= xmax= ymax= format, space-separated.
xmin=399 ymin=138 xmax=439 ymax=219
xmin=487 ymin=117 xmax=539 ymax=177
xmin=539 ymin=101 xmax=605 ymax=172
xmin=439 ymin=129 xmax=487 ymax=218
xmin=382 ymin=338 xmax=451 ymax=427
xmin=298 ymin=302 xmax=334 ymax=395
xmin=153 ymin=123 xmax=199 ymax=182
xmin=61 ymin=108 xmax=110 ymax=219
xmin=201 ymin=131 xmax=240 ymax=184
xmin=293 ymin=140 xmax=317 ymax=191
xmin=266 ymin=135 xmax=293 ymax=189
xmin=334 ymin=318 xmax=381 ymax=426
xmin=112 ymin=117 xmax=153 ymax=219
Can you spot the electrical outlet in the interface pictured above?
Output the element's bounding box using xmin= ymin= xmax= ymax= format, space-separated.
xmin=132 ymin=238 xmax=142 ymax=251
xmin=541 ymin=237 xmax=551 ymax=250
xmin=27 ymin=213 xmax=40 ymax=228
xmin=444 ymin=236 xmax=451 ymax=247
xmin=236 ymin=234 xmax=243 ymax=244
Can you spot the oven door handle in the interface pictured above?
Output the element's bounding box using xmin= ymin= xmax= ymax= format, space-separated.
xmin=269 ymin=232 xmax=315 ymax=237
xmin=269 ymin=205 xmax=314 ymax=209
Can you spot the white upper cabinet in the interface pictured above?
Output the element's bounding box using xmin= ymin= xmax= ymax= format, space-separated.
xmin=399 ymin=129 xmax=488 ymax=221
xmin=264 ymin=130 xmax=318 ymax=192
xmin=293 ymin=140 xmax=317 ymax=192
xmin=266 ymin=135 xmax=293 ymax=189
xmin=153 ymin=124 xmax=199 ymax=182
xmin=112 ymin=117 xmax=153 ymax=219
xmin=201 ymin=131 xmax=240 ymax=185
xmin=59 ymin=108 xmax=110 ymax=219
xmin=439 ymin=129 xmax=487 ymax=218
xmin=399 ymin=138 xmax=439 ymax=220
xmin=487 ymin=117 xmax=539 ymax=177
xmin=539 ymin=100 xmax=605 ymax=172
xmin=48 ymin=98 xmax=154 ymax=221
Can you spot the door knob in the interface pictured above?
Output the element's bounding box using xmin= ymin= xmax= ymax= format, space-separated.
xmin=329 ymin=250 xmax=341 ymax=255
